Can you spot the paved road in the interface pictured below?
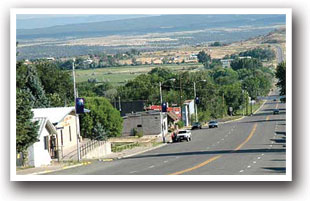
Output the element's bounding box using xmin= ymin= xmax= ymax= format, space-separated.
xmin=276 ymin=45 xmax=284 ymax=63
xmin=47 ymin=92 xmax=286 ymax=175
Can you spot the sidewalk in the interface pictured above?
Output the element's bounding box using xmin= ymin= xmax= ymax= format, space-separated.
xmin=16 ymin=136 xmax=169 ymax=175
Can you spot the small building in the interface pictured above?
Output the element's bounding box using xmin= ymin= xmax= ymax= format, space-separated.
xmin=122 ymin=111 xmax=168 ymax=137
xmin=27 ymin=117 xmax=57 ymax=167
xmin=182 ymin=100 xmax=195 ymax=127
xmin=220 ymin=59 xmax=234 ymax=68
xmin=30 ymin=107 xmax=80 ymax=165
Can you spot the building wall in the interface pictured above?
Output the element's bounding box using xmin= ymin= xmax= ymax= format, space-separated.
xmin=27 ymin=127 xmax=52 ymax=167
xmin=56 ymin=113 xmax=78 ymax=155
xmin=122 ymin=113 xmax=168 ymax=136
xmin=83 ymin=142 xmax=111 ymax=160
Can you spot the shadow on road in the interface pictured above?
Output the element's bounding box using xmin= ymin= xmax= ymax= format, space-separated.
xmin=241 ymin=119 xmax=286 ymax=124
xmin=276 ymin=131 xmax=286 ymax=135
xmin=262 ymin=167 xmax=286 ymax=173
xmin=123 ymin=148 xmax=286 ymax=160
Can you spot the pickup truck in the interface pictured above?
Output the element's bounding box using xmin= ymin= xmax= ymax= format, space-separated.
xmin=172 ymin=130 xmax=192 ymax=142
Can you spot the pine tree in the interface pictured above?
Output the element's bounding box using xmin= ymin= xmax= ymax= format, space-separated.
xmin=92 ymin=122 xmax=107 ymax=141
xmin=25 ymin=65 xmax=50 ymax=108
xmin=16 ymin=89 xmax=39 ymax=165
xmin=16 ymin=62 xmax=50 ymax=108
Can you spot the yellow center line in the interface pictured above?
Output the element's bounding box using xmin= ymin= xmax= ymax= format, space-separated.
xmin=233 ymin=123 xmax=257 ymax=151
xmin=168 ymin=118 xmax=266 ymax=175
xmin=169 ymin=155 xmax=222 ymax=175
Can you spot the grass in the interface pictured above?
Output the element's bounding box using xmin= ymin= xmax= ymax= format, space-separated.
xmin=75 ymin=63 xmax=203 ymax=85
xmin=111 ymin=142 xmax=140 ymax=152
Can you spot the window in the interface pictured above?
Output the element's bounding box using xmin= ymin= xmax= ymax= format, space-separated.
xmin=44 ymin=136 xmax=48 ymax=150
xmin=60 ymin=130 xmax=63 ymax=146
xmin=137 ymin=124 xmax=142 ymax=127
xmin=69 ymin=126 xmax=72 ymax=142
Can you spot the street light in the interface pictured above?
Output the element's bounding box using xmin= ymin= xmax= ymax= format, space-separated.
xmin=193 ymin=80 xmax=206 ymax=122
xmin=72 ymin=59 xmax=81 ymax=162
xmin=159 ymin=78 xmax=175 ymax=143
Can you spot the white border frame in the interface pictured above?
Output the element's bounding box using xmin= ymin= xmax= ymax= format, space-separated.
xmin=10 ymin=8 xmax=292 ymax=181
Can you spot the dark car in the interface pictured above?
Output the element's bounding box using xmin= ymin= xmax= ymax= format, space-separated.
xmin=208 ymin=120 xmax=218 ymax=128
xmin=192 ymin=122 xmax=202 ymax=130
xmin=273 ymin=109 xmax=280 ymax=115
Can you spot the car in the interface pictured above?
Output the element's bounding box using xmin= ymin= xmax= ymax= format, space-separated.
xmin=172 ymin=130 xmax=192 ymax=142
xmin=280 ymin=97 xmax=286 ymax=103
xmin=208 ymin=120 xmax=218 ymax=128
xmin=192 ymin=122 xmax=202 ymax=130
xmin=273 ymin=109 xmax=280 ymax=115
xmin=273 ymin=98 xmax=277 ymax=101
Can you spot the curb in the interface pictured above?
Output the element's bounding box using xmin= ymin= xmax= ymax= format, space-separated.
xmin=30 ymin=162 xmax=92 ymax=175
xmin=111 ymin=143 xmax=167 ymax=160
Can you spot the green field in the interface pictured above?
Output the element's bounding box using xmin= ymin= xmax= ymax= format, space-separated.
xmin=75 ymin=63 xmax=203 ymax=85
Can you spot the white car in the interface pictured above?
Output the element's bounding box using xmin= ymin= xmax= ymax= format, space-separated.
xmin=175 ymin=130 xmax=192 ymax=142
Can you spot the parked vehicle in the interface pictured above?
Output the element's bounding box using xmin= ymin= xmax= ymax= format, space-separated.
xmin=273 ymin=109 xmax=280 ymax=115
xmin=280 ymin=97 xmax=286 ymax=103
xmin=208 ymin=120 xmax=218 ymax=128
xmin=172 ymin=130 xmax=192 ymax=142
xmin=192 ymin=122 xmax=202 ymax=130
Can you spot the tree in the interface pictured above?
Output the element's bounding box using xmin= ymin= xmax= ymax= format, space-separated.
xmin=242 ymin=76 xmax=260 ymax=99
xmin=212 ymin=67 xmax=239 ymax=85
xmin=230 ymin=58 xmax=262 ymax=71
xmin=197 ymin=51 xmax=211 ymax=68
xmin=239 ymin=47 xmax=276 ymax=61
xmin=16 ymin=89 xmax=39 ymax=165
xmin=91 ymin=122 xmax=107 ymax=141
xmin=16 ymin=62 xmax=50 ymax=108
xmin=34 ymin=61 xmax=74 ymax=106
xmin=275 ymin=62 xmax=286 ymax=95
xmin=80 ymin=97 xmax=123 ymax=139
xmin=222 ymin=83 xmax=243 ymax=114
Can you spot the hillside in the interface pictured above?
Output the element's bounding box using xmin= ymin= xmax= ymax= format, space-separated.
xmin=16 ymin=14 xmax=286 ymax=60
xmin=17 ymin=14 xmax=285 ymax=40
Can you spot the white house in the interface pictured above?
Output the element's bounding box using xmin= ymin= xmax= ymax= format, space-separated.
xmin=27 ymin=117 xmax=57 ymax=167
xmin=182 ymin=100 xmax=195 ymax=126
xmin=29 ymin=107 xmax=80 ymax=167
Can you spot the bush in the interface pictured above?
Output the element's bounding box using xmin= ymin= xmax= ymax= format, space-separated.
xmin=176 ymin=121 xmax=184 ymax=129
xmin=132 ymin=128 xmax=143 ymax=138
xmin=80 ymin=97 xmax=123 ymax=139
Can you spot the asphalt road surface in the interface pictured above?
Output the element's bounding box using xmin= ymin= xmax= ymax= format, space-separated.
xmin=276 ymin=45 xmax=284 ymax=63
xmin=46 ymin=92 xmax=286 ymax=175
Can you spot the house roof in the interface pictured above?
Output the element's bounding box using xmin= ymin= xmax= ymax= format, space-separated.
xmin=167 ymin=112 xmax=179 ymax=122
xmin=32 ymin=117 xmax=57 ymax=138
xmin=32 ymin=107 xmax=75 ymax=124
xmin=183 ymin=100 xmax=194 ymax=104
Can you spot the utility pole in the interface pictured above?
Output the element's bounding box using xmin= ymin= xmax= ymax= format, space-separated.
xmin=194 ymin=82 xmax=198 ymax=122
xmin=118 ymin=96 xmax=121 ymax=112
xmin=159 ymin=82 xmax=165 ymax=143
xmin=242 ymin=90 xmax=245 ymax=116
xmin=222 ymin=92 xmax=225 ymax=118
xmin=72 ymin=60 xmax=81 ymax=162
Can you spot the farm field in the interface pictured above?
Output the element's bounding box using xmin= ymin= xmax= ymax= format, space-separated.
xmin=75 ymin=63 xmax=203 ymax=85
xmin=75 ymin=26 xmax=285 ymax=85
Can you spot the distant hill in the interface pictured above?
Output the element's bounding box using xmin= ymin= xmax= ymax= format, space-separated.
xmin=17 ymin=14 xmax=285 ymax=40
xmin=16 ymin=14 xmax=156 ymax=29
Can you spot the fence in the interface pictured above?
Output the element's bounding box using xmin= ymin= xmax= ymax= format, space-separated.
xmin=79 ymin=140 xmax=106 ymax=159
